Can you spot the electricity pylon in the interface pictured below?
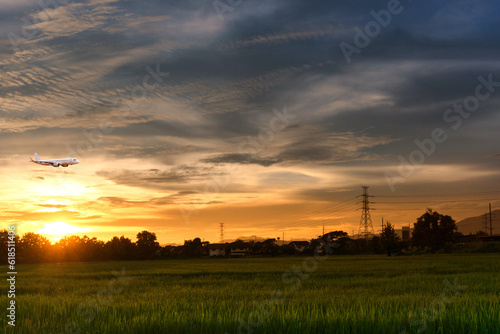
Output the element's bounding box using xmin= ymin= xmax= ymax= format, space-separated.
xmin=358 ymin=186 xmax=375 ymax=239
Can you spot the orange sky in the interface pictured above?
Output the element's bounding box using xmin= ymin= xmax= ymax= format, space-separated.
xmin=1 ymin=155 xmax=499 ymax=244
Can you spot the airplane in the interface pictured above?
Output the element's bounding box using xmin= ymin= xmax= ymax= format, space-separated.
xmin=30 ymin=153 xmax=80 ymax=167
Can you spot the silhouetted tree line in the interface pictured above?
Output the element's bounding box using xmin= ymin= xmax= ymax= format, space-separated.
xmin=1 ymin=209 xmax=494 ymax=264
xmin=0 ymin=230 xmax=160 ymax=264
xmin=312 ymin=209 xmax=460 ymax=256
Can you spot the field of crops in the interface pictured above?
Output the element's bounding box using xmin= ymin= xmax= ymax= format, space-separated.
xmin=1 ymin=254 xmax=499 ymax=334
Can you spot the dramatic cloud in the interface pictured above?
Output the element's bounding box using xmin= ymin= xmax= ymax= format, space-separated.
xmin=201 ymin=153 xmax=282 ymax=167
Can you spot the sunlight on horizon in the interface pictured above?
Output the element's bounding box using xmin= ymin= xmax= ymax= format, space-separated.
xmin=37 ymin=221 xmax=94 ymax=242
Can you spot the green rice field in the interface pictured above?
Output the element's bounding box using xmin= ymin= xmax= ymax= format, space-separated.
xmin=2 ymin=254 xmax=499 ymax=334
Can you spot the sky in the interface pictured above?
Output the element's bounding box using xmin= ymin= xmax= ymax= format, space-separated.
xmin=1 ymin=0 xmax=500 ymax=244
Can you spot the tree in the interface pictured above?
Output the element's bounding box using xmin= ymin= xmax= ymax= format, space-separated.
xmin=19 ymin=232 xmax=51 ymax=263
xmin=322 ymin=231 xmax=349 ymax=242
xmin=79 ymin=236 xmax=105 ymax=261
xmin=350 ymin=238 xmax=369 ymax=255
xmin=136 ymin=230 xmax=159 ymax=259
xmin=261 ymin=238 xmax=279 ymax=256
xmin=55 ymin=235 xmax=85 ymax=262
xmin=370 ymin=236 xmax=385 ymax=254
xmin=412 ymin=209 xmax=457 ymax=253
xmin=105 ymin=236 xmax=137 ymax=260
xmin=182 ymin=238 xmax=204 ymax=257
xmin=475 ymin=230 xmax=488 ymax=237
xmin=319 ymin=230 xmax=351 ymax=254
xmin=280 ymin=243 xmax=296 ymax=255
xmin=380 ymin=222 xmax=400 ymax=256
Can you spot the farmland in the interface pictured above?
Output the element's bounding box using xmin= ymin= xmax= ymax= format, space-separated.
xmin=1 ymin=254 xmax=499 ymax=334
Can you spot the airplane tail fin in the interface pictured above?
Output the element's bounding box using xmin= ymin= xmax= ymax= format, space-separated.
xmin=34 ymin=153 xmax=40 ymax=161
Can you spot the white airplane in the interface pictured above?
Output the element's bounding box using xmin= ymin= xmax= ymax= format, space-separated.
xmin=30 ymin=153 xmax=80 ymax=167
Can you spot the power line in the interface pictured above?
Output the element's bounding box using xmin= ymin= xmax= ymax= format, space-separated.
xmin=283 ymin=209 xmax=359 ymax=229
xmin=275 ymin=197 xmax=359 ymax=228
xmin=377 ymin=190 xmax=500 ymax=198
xmin=376 ymin=208 xmax=425 ymax=211
xmin=280 ymin=202 xmax=359 ymax=228
xmin=245 ymin=189 xmax=499 ymax=238
xmin=377 ymin=199 xmax=498 ymax=204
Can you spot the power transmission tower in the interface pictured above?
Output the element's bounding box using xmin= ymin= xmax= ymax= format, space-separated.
xmin=357 ymin=186 xmax=374 ymax=239
xmin=219 ymin=223 xmax=224 ymax=243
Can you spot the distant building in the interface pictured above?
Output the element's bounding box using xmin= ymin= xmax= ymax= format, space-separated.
xmin=395 ymin=226 xmax=413 ymax=241
xmin=402 ymin=226 xmax=411 ymax=241
xmin=230 ymin=242 xmax=251 ymax=257
xmin=170 ymin=246 xmax=185 ymax=257
xmin=208 ymin=243 xmax=226 ymax=257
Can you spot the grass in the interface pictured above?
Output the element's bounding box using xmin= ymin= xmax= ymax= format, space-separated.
xmin=1 ymin=254 xmax=499 ymax=334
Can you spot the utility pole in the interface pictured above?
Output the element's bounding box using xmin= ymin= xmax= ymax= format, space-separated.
xmin=283 ymin=231 xmax=285 ymax=245
xmin=322 ymin=223 xmax=325 ymax=236
xmin=219 ymin=223 xmax=224 ymax=243
xmin=381 ymin=217 xmax=384 ymax=234
xmin=358 ymin=186 xmax=375 ymax=239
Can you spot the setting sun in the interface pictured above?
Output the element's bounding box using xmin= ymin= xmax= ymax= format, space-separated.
xmin=37 ymin=221 xmax=92 ymax=242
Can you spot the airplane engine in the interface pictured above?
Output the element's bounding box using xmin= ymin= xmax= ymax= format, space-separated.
xmin=52 ymin=163 xmax=60 ymax=167
xmin=62 ymin=165 xmax=68 ymax=167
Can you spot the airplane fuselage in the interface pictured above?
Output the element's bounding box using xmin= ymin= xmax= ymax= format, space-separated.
xmin=31 ymin=153 xmax=79 ymax=167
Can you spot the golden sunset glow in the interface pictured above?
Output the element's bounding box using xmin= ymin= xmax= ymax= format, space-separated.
xmin=37 ymin=221 xmax=93 ymax=242
xmin=1 ymin=148 xmax=499 ymax=245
